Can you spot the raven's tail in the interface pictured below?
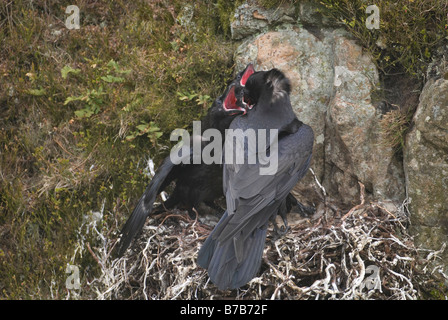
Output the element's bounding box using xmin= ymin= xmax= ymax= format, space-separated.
xmin=117 ymin=156 xmax=176 ymax=256
xmin=197 ymin=211 xmax=267 ymax=290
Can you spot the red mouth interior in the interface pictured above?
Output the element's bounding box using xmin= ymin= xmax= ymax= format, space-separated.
xmin=223 ymin=85 xmax=238 ymax=111
xmin=240 ymin=63 xmax=255 ymax=86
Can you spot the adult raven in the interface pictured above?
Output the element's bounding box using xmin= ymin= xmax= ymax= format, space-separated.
xmin=116 ymin=64 xmax=255 ymax=256
xmin=197 ymin=68 xmax=314 ymax=290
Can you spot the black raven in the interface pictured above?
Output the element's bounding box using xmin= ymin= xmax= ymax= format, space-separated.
xmin=197 ymin=68 xmax=314 ymax=290
xmin=116 ymin=64 xmax=255 ymax=256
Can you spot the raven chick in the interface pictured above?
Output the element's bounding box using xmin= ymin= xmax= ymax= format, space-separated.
xmin=116 ymin=64 xmax=255 ymax=256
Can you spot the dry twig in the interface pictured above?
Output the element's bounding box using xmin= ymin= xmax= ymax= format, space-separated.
xmin=85 ymin=183 xmax=447 ymax=300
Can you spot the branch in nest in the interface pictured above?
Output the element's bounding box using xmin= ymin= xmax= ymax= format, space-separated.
xmin=310 ymin=168 xmax=326 ymax=197
xmin=341 ymin=181 xmax=365 ymax=222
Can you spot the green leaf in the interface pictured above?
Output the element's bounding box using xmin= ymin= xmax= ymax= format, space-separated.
xmin=27 ymin=88 xmax=46 ymax=96
xmin=61 ymin=65 xmax=81 ymax=79
xmin=64 ymin=95 xmax=83 ymax=105
xmin=74 ymin=108 xmax=94 ymax=118
xmin=136 ymin=124 xmax=148 ymax=132
xmin=106 ymin=59 xmax=119 ymax=70
xmin=106 ymin=59 xmax=131 ymax=74
xmin=125 ymin=134 xmax=136 ymax=141
xmin=101 ymin=75 xmax=125 ymax=83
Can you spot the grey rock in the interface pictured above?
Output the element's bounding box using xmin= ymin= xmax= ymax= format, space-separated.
xmin=231 ymin=0 xmax=296 ymax=40
xmin=404 ymin=78 xmax=448 ymax=264
xmin=324 ymin=32 xmax=405 ymax=202
xmin=234 ymin=24 xmax=405 ymax=204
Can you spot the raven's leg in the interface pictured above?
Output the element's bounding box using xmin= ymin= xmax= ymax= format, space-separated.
xmin=272 ymin=199 xmax=290 ymax=237
xmin=273 ymin=194 xmax=316 ymax=237
xmin=204 ymin=200 xmax=225 ymax=217
xmin=294 ymin=200 xmax=316 ymax=217
xmin=286 ymin=193 xmax=315 ymax=217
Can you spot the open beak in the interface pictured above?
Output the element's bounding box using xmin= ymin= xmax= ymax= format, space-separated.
xmin=223 ymin=85 xmax=246 ymax=115
xmin=239 ymin=63 xmax=256 ymax=110
xmin=241 ymin=95 xmax=254 ymax=110
xmin=240 ymin=63 xmax=255 ymax=87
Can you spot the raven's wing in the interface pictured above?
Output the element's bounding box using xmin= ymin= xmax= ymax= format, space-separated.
xmin=219 ymin=123 xmax=314 ymax=255
xmin=117 ymin=143 xmax=194 ymax=256
xmin=198 ymin=123 xmax=314 ymax=289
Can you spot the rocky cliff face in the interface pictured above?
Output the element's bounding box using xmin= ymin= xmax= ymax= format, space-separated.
xmin=404 ymin=77 xmax=448 ymax=257
xmin=230 ymin=1 xmax=447 ymax=271
xmin=232 ymin=1 xmax=405 ymax=205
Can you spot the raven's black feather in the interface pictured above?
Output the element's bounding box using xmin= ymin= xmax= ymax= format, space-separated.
xmin=198 ymin=68 xmax=314 ymax=290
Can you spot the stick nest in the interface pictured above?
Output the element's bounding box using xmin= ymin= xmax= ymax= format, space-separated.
xmin=89 ymin=183 xmax=447 ymax=300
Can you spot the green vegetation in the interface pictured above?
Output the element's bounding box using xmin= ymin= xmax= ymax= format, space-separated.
xmin=1 ymin=0 xmax=447 ymax=299
xmin=380 ymin=108 xmax=412 ymax=153
xmin=0 ymin=0 xmax=234 ymax=299
xmin=318 ymin=0 xmax=448 ymax=78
